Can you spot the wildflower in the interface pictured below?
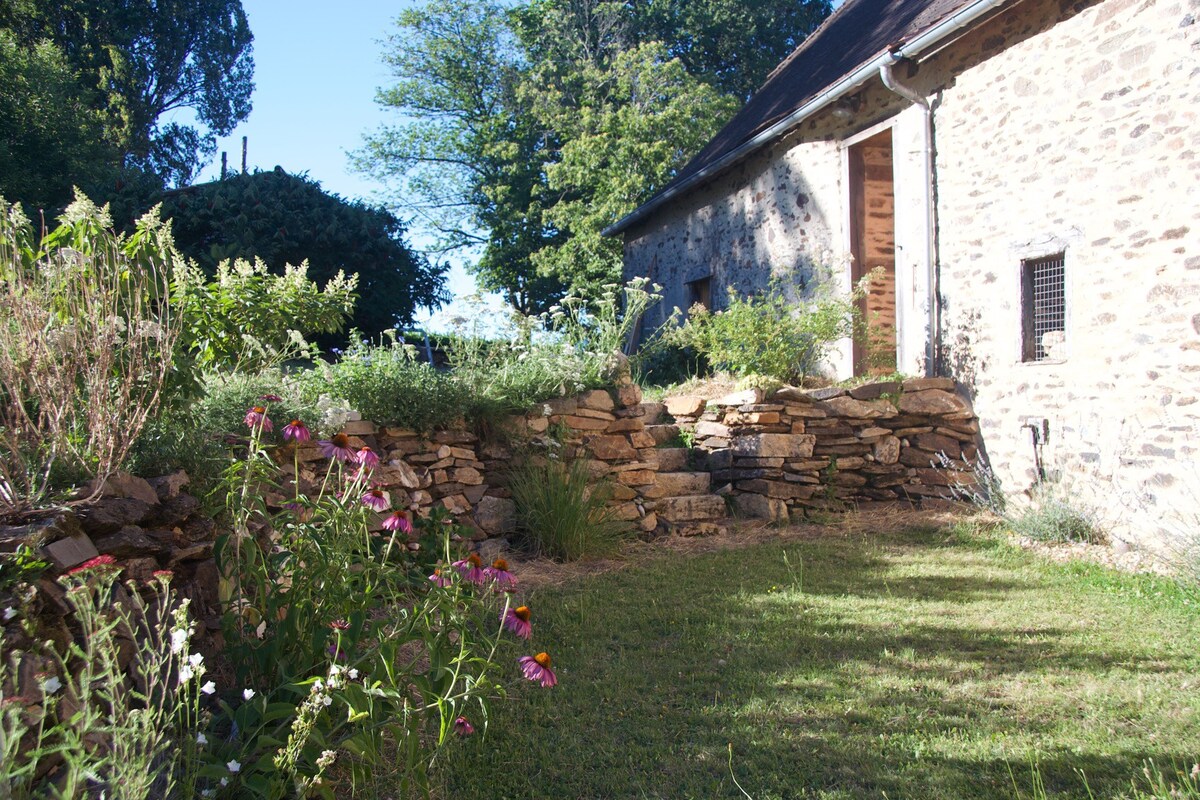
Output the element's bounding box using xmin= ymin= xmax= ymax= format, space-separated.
xmin=428 ymin=568 xmax=452 ymax=587
xmin=485 ymin=558 xmax=517 ymax=588
xmin=518 ymin=652 xmax=557 ymax=687
xmin=243 ymin=688 xmax=255 ymax=701
xmin=41 ymin=675 xmax=62 ymax=694
xmin=361 ymin=488 xmax=389 ymax=512
xmin=319 ymin=432 xmax=356 ymax=462
xmin=283 ymin=419 xmax=311 ymax=442
xmin=354 ymin=446 xmax=379 ymax=469
xmin=502 ymin=606 xmax=532 ymax=640
xmin=189 ymin=652 xmax=204 ymax=668
xmin=453 ymin=552 xmax=486 ymax=584
xmin=259 ymin=394 xmax=283 ymax=403
xmin=2 ymin=607 xmax=15 ymax=621
xmin=329 ymin=619 xmax=350 ymax=631
xmin=453 ymin=716 xmax=475 ymax=736
xmin=67 ymin=554 xmax=117 ymax=575
xmin=201 ymin=681 xmax=216 ymax=695
xmin=322 ymin=695 xmax=333 ymax=706
xmin=382 ymin=510 xmax=412 ymax=533
xmin=348 ymin=668 xmax=360 ymax=680
xmin=227 ymin=760 xmax=241 ymax=773
xmin=317 ymin=749 xmax=338 ymax=769
xmin=244 ymin=406 xmax=273 ymax=432
xmin=196 ymin=732 xmax=208 ymax=745
xmin=178 ymin=665 xmax=194 ymax=684
xmin=152 ymin=569 xmax=173 ymax=581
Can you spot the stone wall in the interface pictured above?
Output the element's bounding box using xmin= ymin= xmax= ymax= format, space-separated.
xmin=664 ymin=378 xmax=980 ymax=521
xmin=620 ymin=0 xmax=1200 ymax=548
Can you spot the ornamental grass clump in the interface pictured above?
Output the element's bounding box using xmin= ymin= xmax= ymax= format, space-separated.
xmin=507 ymin=457 xmax=629 ymax=561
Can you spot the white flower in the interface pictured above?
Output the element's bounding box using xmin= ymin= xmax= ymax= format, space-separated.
xmin=2 ymin=606 xmax=16 ymax=621
xmin=220 ymin=778 xmax=228 ymax=787
xmin=328 ymin=665 xmax=342 ymax=676
xmin=188 ymin=652 xmax=204 ymax=668
xmin=178 ymin=665 xmax=194 ymax=685
xmin=170 ymin=628 xmax=187 ymax=653
xmin=196 ymin=732 xmax=208 ymax=745
xmin=201 ymin=681 xmax=216 ymax=695
xmin=322 ymin=695 xmax=333 ymax=706
xmin=542 ymin=404 xmax=552 ymax=417
xmin=41 ymin=676 xmax=62 ymax=694
xmin=227 ymin=760 xmax=241 ymax=773
xmin=312 ymin=678 xmax=324 ymax=692
xmin=242 ymin=688 xmax=255 ymax=701
xmin=348 ymin=668 xmax=359 ymax=680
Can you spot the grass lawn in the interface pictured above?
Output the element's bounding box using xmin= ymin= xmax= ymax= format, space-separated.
xmin=437 ymin=521 xmax=1200 ymax=799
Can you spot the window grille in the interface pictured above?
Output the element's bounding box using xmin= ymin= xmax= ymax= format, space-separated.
xmin=1021 ymin=253 xmax=1066 ymax=362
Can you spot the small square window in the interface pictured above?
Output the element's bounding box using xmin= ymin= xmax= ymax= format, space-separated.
xmin=687 ymin=276 xmax=712 ymax=311
xmin=1021 ymin=253 xmax=1066 ymax=362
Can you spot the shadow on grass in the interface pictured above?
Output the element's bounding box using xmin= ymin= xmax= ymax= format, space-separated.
xmin=441 ymin=529 xmax=1200 ymax=800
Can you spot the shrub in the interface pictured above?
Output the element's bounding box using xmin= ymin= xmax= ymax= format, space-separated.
xmin=0 ymin=194 xmax=182 ymax=512
xmin=301 ymin=336 xmax=471 ymax=431
xmin=669 ymin=278 xmax=863 ymax=383
xmin=507 ymin=457 xmax=629 ymax=560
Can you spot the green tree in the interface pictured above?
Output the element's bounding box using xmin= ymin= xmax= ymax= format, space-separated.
xmin=0 ymin=0 xmax=254 ymax=207
xmin=158 ymin=169 xmax=446 ymax=343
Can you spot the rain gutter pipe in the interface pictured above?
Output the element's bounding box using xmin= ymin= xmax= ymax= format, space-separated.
xmin=603 ymin=0 xmax=1016 ymax=241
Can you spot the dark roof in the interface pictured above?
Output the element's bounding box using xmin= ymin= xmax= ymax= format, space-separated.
xmin=607 ymin=0 xmax=984 ymax=235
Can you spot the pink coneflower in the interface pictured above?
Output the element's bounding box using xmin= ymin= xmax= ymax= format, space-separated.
xmin=244 ymin=406 xmax=273 ymax=432
xmin=518 ymin=652 xmax=557 ymax=687
xmin=282 ymin=419 xmax=311 ymax=442
xmin=453 ymin=716 xmax=475 ymax=736
xmin=329 ymin=619 xmax=350 ymax=631
xmin=428 ymin=568 xmax=451 ymax=587
xmin=382 ymin=511 xmax=412 ymax=533
xmin=319 ymin=433 xmax=356 ymax=462
xmin=259 ymin=394 xmax=283 ymax=403
xmin=361 ymin=489 xmax=389 ymax=512
xmin=354 ymin=447 xmax=379 ymax=469
xmin=452 ymin=552 xmax=486 ymax=584
xmin=67 ymin=555 xmax=117 ymax=575
xmin=484 ymin=558 xmax=517 ymax=589
xmin=502 ymin=605 xmax=532 ymax=640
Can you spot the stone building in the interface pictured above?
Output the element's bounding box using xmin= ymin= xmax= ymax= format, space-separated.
xmin=607 ymin=0 xmax=1200 ymax=548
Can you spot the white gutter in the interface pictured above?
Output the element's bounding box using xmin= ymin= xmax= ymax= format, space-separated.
xmin=604 ymin=0 xmax=1015 ymax=238
xmin=879 ymin=55 xmax=939 ymax=376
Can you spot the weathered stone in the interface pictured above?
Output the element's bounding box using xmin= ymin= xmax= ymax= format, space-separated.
xmin=715 ymin=388 xmax=763 ymax=406
xmin=629 ymin=430 xmax=656 ymax=449
xmin=734 ymin=479 xmax=814 ymax=499
xmin=587 ymin=435 xmax=638 ymax=461
xmin=731 ymin=433 xmax=815 ymax=459
xmin=563 ymin=415 xmax=611 ymax=431
xmin=611 ymin=483 xmax=638 ymax=501
xmin=772 ymin=386 xmax=816 ymax=403
xmin=615 ymin=469 xmax=657 ymax=486
xmin=818 ymin=396 xmax=890 ymax=419
xmin=913 ymin=433 xmax=963 ymax=459
xmin=577 ymin=389 xmax=615 ymax=412
xmin=849 ymin=381 xmax=902 ymax=400
xmin=42 ymin=534 xmax=99 ymax=571
xmin=807 ymin=387 xmax=847 ymax=400
xmin=664 ymin=395 xmax=707 ymax=418
xmin=634 ymin=401 xmax=666 ymax=421
xmin=340 ymin=420 xmax=376 ymax=436
xmin=543 ymin=397 xmax=577 ymax=416
xmin=873 ymin=436 xmax=902 ymax=464
xmin=616 ymin=383 xmax=643 ymax=407
xmin=655 ymin=448 xmax=691 ymax=472
xmin=606 ymin=417 xmax=645 ymax=434
xmin=612 ymin=503 xmax=642 ymax=521
xmin=638 ymin=512 xmax=658 ymax=532
xmin=473 ymin=496 xmax=516 ymax=535
xmin=376 ymin=460 xmax=421 ymax=489
xmin=898 ymin=390 xmax=969 ymax=416
xmin=79 ymin=498 xmax=153 ymax=536
xmin=655 ymin=495 xmax=727 ymax=522
xmin=0 ymin=511 xmax=84 ymax=553
xmin=85 ymin=472 xmax=160 ymax=505
xmin=646 ymin=424 xmax=681 ymax=445
xmin=901 ymin=377 xmax=956 ymax=392
xmin=655 ymin=472 xmax=711 ymax=496
xmin=452 ymin=467 xmax=484 ymax=486
xmin=441 ymin=494 xmax=471 ymax=515
xmin=526 ymin=415 xmax=550 ymax=433
xmin=572 ymin=407 xmax=618 ymax=421
xmin=694 ymin=421 xmax=731 ymax=438
xmin=93 ymin=525 xmax=160 ymax=559
xmin=725 ymin=411 xmax=781 ymax=425
xmin=857 ymin=426 xmax=891 ymax=440
xmin=149 ymin=470 xmax=191 ymax=500
xmin=464 ymin=485 xmax=488 ymax=504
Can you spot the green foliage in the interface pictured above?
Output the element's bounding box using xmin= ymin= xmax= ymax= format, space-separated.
xmin=0 ymin=194 xmax=182 ymax=511
xmin=1 ymin=0 xmax=254 ymax=193
xmin=507 ymin=456 xmax=628 ymax=560
xmin=361 ymin=0 xmax=832 ymax=312
xmin=1007 ymin=484 xmax=1104 ymax=545
xmin=302 ymin=337 xmax=472 ymax=432
xmin=0 ymin=31 xmax=120 ymax=213
xmin=670 ymin=281 xmax=861 ymax=383
xmin=172 ymin=256 xmax=357 ymax=374
xmin=159 ymin=170 xmax=445 ymax=341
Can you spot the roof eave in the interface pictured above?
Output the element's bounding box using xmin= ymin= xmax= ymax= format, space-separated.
xmin=603 ymin=0 xmax=1015 ymax=238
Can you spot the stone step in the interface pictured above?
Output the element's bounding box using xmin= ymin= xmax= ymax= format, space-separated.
xmin=656 ymin=471 xmax=711 ymax=497
xmin=653 ymin=494 xmax=728 ymax=523
xmin=654 ymin=447 xmax=691 ymax=472
xmin=646 ymin=424 xmax=681 ymax=445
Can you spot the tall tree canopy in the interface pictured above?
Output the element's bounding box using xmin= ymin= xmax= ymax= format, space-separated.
xmin=358 ymin=0 xmax=831 ymax=312
xmin=0 ymin=0 xmax=254 ymax=214
xmin=159 ymin=169 xmax=447 ymax=342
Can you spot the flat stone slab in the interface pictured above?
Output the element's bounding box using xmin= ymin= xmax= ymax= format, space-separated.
xmin=655 ymin=494 xmax=727 ymax=522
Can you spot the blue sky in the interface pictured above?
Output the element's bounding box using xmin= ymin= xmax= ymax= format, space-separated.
xmin=191 ymin=0 xmax=505 ymax=330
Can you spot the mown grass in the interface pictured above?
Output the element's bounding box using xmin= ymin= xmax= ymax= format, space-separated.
xmin=437 ymin=525 xmax=1199 ymax=799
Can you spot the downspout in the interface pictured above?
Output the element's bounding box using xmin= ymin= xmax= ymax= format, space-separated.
xmin=879 ymin=56 xmax=940 ymax=377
